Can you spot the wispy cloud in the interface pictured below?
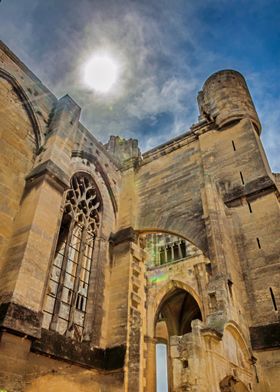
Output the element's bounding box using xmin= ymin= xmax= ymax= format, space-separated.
xmin=0 ymin=0 xmax=279 ymax=170
xmin=247 ymin=72 xmax=280 ymax=172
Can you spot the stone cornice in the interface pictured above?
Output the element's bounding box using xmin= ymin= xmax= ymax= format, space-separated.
xmin=25 ymin=159 xmax=69 ymax=192
xmin=31 ymin=328 xmax=126 ymax=370
xmin=0 ymin=302 xmax=43 ymax=339
xmin=141 ymin=120 xmax=214 ymax=166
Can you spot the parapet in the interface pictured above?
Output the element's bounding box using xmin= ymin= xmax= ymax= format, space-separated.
xmin=105 ymin=135 xmax=141 ymax=167
xmin=197 ymin=70 xmax=261 ymax=133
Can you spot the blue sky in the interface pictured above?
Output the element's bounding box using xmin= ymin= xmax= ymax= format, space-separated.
xmin=0 ymin=0 xmax=279 ymax=171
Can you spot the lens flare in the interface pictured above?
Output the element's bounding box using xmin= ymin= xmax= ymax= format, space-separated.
xmin=83 ymin=54 xmax=119 ymax=93
xmin=149 ymin=272 xmax=168 ymax=284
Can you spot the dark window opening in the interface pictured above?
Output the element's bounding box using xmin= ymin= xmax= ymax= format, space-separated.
xmin=166 ymin=246 xmax=172 ymax=263
xmin=209 ymin=292 xmax=217 ymax=310
xmin=206 ymin=263 xmax=212 ymax=275
xmin=227 ymin=279 xmax=233 ymax=299
xmin=159 ymin=248 xmax=165 ymax=264
xmin=232 ymin=140 xmax=236 ymax=151
xmin=67 ymin=289 xmax=72 ymax=304
xmin=180 ymin=241 xmax=187 ymax=258
xmin=256 ymin=237 xmax=261 ymax=249
xmin=182 ymin=360 xmax=189 ymax=368
xmin=173 ymin=243 xmax=179 ymax=260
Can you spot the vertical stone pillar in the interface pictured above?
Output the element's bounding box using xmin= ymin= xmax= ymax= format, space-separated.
xmin=125 ymin=237 xmax=146 ymax=392
xmin=108 ymin=228 xmax=147 ymax=392
xmin=171 ymin=244 xmax=175 ymax=261
xmin=164 ymin=247 xmax=168 ymax=264
xmin=83 ymin=235 xmax=107 ymax=345
xmin=178 ymin=242 xmax=183 ymax=259
xmin=0 ymin=168 xmax=68 ymax=338
xmin=42 ymin=95 xmax=81 ymax=173
xmin=0 ymin=94 xmax=81 ymax=339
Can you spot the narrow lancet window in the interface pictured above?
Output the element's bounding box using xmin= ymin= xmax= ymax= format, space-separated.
xmin=43 ymin=173 xmax=101 ymax=341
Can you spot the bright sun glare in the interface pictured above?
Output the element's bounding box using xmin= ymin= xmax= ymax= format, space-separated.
xmin=83 ymin=54 xmax=119 ymax=93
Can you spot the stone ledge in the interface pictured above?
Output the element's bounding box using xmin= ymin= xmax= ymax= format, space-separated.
xmin=26 ymin=159 xmax=69 ymax=191
xmin=0 ymin=302 xmax=42 ymax=339
xmin=224 ymin=175 xmax=277 ymax=205
xmin=110 ymin=227 xmax=138 ymax=246
xmin=250 ymin=322 xmax=280 ymax=350
xmin=201 ymin=327 xmax=223 ymax=340
xmin=31 ymin=328 xmax=126 ymax=370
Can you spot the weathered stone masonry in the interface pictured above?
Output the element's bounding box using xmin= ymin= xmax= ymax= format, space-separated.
xmin=0 ymin=40 xmax=279 ymax=392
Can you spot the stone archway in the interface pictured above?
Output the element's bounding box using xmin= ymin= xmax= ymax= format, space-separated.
xmin=155 ymin=288 xmax=202 ymax=337
xmin=152 ymin=288 xmax=202 ymax=392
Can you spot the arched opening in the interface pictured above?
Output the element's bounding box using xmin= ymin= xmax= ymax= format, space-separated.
xmin=154 ymin=288 xmax=202 ymax=391
xmin=155 ymin=288 xmax=202 ymax=336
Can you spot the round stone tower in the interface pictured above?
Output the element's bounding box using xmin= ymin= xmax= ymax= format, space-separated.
xmin=197 ymin=70 xmax=261 ymax=133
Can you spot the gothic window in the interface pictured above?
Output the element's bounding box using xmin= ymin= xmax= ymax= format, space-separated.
xmin=42 ymin=173 xmax=101 ymax=341
xmin=145 ymin=233 xmax=192 ymax=267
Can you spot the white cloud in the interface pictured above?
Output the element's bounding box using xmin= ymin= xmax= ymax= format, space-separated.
xmin=0 ymin=0 xmax=279 ymax=170
xmin=247 ymin=72 xmax=280 ymax=172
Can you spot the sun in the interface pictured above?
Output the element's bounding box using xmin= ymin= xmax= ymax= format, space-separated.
xmin=83 ymin=54 xmax=119 ymax=93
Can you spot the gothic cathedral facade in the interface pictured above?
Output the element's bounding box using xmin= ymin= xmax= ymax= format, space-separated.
xmin=0 ymin=40 xmax=279 ymax=391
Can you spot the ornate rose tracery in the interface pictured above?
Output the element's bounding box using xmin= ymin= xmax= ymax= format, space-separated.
xmin=64 ymin=175 xmax=101 ymax=233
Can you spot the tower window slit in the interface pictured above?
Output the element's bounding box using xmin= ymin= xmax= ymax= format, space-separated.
xmin=256 ymin=237 xmax=261 ymax=249
xmin=269 ymin=288 xmax=277 ymax=311
xmin=227 ymin=279 xmax=233 ymax=299
xmin=232 ymin=140 xmax=236 ymax=151
xmin=247 ymin=201 xmax=252 ymax=213
xmin=240 ymin=171 xmax=245 ymax=185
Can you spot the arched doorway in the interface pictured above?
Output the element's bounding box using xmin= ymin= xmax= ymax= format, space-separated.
xmin=154 ymin=288 xmax=202 ymax=392
xmin=155 ymin=289 xmax=202 ymax=336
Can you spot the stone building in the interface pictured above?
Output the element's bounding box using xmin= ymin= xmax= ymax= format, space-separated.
xmin=0 ymin=40 xmax=279 ymax=392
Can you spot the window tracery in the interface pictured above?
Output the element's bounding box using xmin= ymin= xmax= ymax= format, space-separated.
xmin=42 ymin=173 xmax=101 ymax=341
xmin=144 ymin=233 xmax=199 ymax=268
